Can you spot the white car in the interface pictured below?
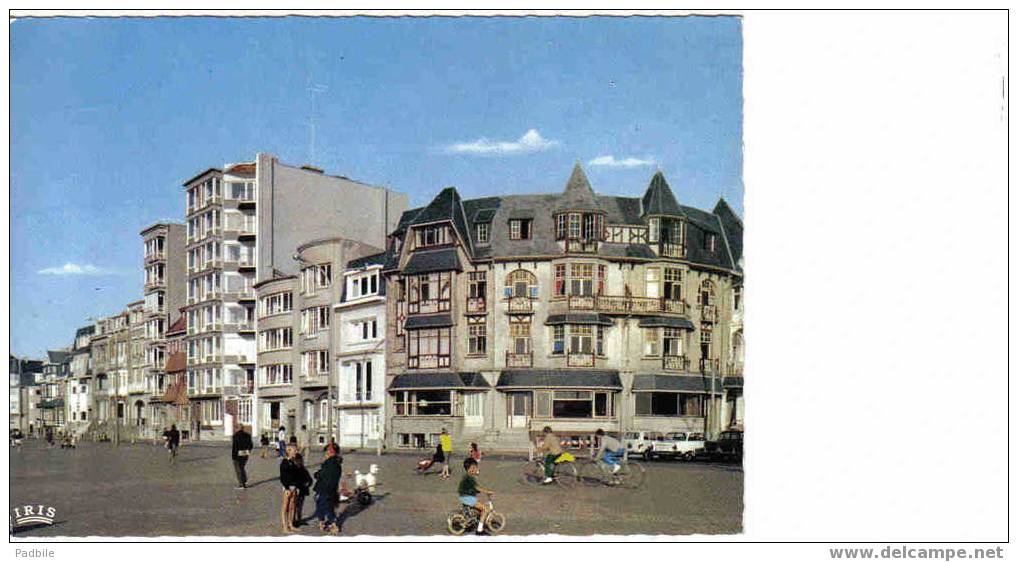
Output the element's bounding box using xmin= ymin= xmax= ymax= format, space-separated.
xmin=648 ymin=432 xmax=706 ymax=461
xmin=624 ymin=431 xmax=666 ymax=460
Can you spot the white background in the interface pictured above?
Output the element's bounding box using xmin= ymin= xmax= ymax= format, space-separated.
xmin=3 ymin=6 xmax=1010 ymax=559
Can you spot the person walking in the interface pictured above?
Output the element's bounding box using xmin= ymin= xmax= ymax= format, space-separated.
xmin=276 ymin=426 xmax=287 ymax=458
xmin=164 ymin=424 xmax=181 ymax=463
xmin=279 ymin=445 xmax=300 ymax=533
xmin=293 ymin=452 xmax=313 ymax=528
xmin=439 ymin=427 xmax=453 ymax=479
xmin=313 ymin=443 xmax=343 ymax=535
xmin=232 ymin=424 xmax=254 ymax=489
xmin=260 ymin=432 xmax=270 ymax=459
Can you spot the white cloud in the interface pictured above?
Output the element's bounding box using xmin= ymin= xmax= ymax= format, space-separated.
xmin=446 ymin=129 xmax=559 ymax=155
xmin=588 ymin=155 xmax=656 ymax=168
xmin=38 ymin=263 xmax=112 ymax=276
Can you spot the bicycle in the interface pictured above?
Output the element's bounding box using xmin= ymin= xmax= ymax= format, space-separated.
xmin=447 ymin=494 xmax=507 ymax=535
xmin=579 ymin=456 xmax=647 ymax=490
xmin=518 ymin=452 xmax=579 ymax=487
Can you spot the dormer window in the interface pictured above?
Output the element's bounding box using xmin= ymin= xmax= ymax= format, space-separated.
xmin=347 ymin=271 xmax=379 ymax=300
xmin=416 ymin=225 xmax=451 ymax=248
xmin=555 ymin=212 xmax=604 ymax=242
xmin=704 ymin=233 xmax=717 ymax=253
xmin=476 ymin=223 xmax=490 ymax=244
xmin=508 ymin=219 xmax=532 ymax=240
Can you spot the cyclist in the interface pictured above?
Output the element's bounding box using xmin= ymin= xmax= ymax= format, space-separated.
xmin=536 ymin=426 xmax=564 ymax=484
xmin=458 ymin=458 xmax=495 ymax=534
xmin=593 ymin=428 xmax=626 ymax=475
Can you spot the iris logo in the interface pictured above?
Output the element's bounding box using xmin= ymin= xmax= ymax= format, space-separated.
xmin=10 ymin=505 xmax=57 ymax=527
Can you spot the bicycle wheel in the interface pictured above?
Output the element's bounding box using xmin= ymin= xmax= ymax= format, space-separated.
xmin=486 ymin=511 xmax=507 ymax=535
xmin=619 ymin=461 xmax=647 ymax=490
xmin=447 ymin=513 xmax=469 ymax=535
xmin=554 ymin=462 xmax=579 ymax=488
xmin=518 ymin=461 xmax=545 ymax=486
xmin=579 ymin=461 xmax=605 ymax=487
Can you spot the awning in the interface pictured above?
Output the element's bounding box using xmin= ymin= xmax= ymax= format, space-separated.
xmin=637 ymin=316 xmax=695 ymax=329
xmin=389 ymin=372 xmax=490 ymax=391
xmin=404 ymin=314 xmax=454 ymax=330
xmin=544 ymin=313 xmax=614 ymax=326
xmin=723 ymin=377 xmax=744 ymax=389
xmin=631 ymin=374 xmax=723 ymax=393
xmin=402 ymin=248 xmax=462 ymax=275
xmin=496 ymin=370 xmax=622 ymax=390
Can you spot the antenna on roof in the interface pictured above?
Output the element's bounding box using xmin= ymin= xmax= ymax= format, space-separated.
xmin=306 ymin=76 xmax=328 ymax=165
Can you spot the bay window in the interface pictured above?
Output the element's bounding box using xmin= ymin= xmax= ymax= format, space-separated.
xmin=635 ymin=392 xmax=703 ymax=417
xmin=394 ymin=390 xmax=452 ymax=416
xmin=407 ymin=328 xmax=451 ymax=369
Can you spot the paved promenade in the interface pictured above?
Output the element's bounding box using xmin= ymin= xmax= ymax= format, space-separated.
xmin=9 ymin=439 xmax=742 ymax=537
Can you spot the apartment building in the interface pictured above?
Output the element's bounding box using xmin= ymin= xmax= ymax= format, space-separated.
xmin=334 ymin=252 xmax=388 ymax=449
xmin=149 ymin=312 xmax=190 ymax=436
xmin=183 ymin=153 xmax=407 ymax=439
xmin=252 ymin=237 xmax=381 ymax=445
xmin=67 ymin=325 xmax=95 ymax=434
xmin=140 ymin=223 xmax=187 ymax=437
xmin=383 ymin=164 xmax=744 ymax=450
xmin=38 ymin=350 xmax=72 ymax=432
xmin=713 ymin=199 xmax=744 ymax=431
xmin=90 ymin=311 xmax=129 ymax=438
xmin=9 ymin=356 xmax=44 ymax=434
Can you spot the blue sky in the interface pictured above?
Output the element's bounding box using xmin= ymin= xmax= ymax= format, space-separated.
xmin=9 ymin=16 xmax=743 ymax=358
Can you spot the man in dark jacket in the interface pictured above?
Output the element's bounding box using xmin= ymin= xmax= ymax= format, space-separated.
xmin=231 ymin=425 xmax=254 ymax=489
xmin=313 ymin=443 xmax=343 ymax=534
xmin=164 ymin=424 xmax=181 ymax=463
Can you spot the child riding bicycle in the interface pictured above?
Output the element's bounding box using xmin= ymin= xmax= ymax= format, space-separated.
xmin=458 ymin=458 xmax=494 ymax=535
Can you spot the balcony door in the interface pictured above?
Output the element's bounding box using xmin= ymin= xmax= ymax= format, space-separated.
xmin=506 ymin=391 xmax=530 ymax=429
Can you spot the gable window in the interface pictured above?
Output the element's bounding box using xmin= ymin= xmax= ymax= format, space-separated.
xmin=508 ymin=219 xmax=532 ymax=240
xmin=415 ymin=225 xmax=450 ymax=248
xmin=476 ymin=223 xmax=490 ymax=244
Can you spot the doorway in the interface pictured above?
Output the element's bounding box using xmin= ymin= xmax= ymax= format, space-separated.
xmin=506 ymin=391 xmax=531 ymax=429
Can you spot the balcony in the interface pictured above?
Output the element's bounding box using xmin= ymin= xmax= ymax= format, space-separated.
xmin=466 ymin=297 xmax=486 ymax=314
xmin=564 ymin=239 xmax=599 ymax=253
xmin=699 ymin=358 xmax=720 ymax=374
xmin=566 ymin=353 xmax=595 ymax=367
xmin=300 ymin=373 xmax=330 ymax=388
xmin=700 ymin=305 xmax=718 ymax=323
xmin=145 ymin=251 xmax=166 ymax=263
xmin=567 ymin=295 xmax=689 ymax=316
xmin=408 ymin=298 xmax=451 ymax=315
xmin=505 ymin=296 xmax=534 ymax=314
xmin=505 ymin=351 xmax=533 ymax=368
xmin=222 ymin=354 xmax=254 ymax=365
xmin=662 ymin=355 xmax=689 ymax=372
xmin=144 ymin=278 xmax=166 ymax=291
xmin=407 ymin=354 xmax=451 ymax=370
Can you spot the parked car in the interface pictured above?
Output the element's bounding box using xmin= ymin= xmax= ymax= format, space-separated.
xmin=649 ymin=432 xmax=706 ymax=461
xmin=623 ymin=431 xmax=664 ymax=460
xmin=705 ymin=429 xmax=743 ymax=461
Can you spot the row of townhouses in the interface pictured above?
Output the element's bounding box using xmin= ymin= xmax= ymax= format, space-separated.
xmin=10 ymin=154 xmax=744 ymax=452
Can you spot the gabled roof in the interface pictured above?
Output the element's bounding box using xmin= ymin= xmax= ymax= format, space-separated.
xmin=556 ymin=162 xmax=600 ymax=211
xmin=165 ymin=315 xmax=187 ymax=336
xmin=407 ymin=187 xmax=475 ymax=257
xmin=47 ymin=350 xmax=72 ymax=364
xmin=713 ymin=197 xmax=744 ymax=266
xmin=641 ymin=171 xmax=685 ymax=217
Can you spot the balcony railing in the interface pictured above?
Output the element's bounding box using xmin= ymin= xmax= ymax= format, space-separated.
xmin=567 ymin=295 xmax=689 ymax=316
xmin=144 ymin=278 xmax=167 ymax=290
xmin=700 ymin=305 xmax=718 ymax=323
xmin=407 ymin=354 xmax=451 ymax=370
xmin=564 ymin=239 xmax=599 ymax=253
xmin=505 ymin=296 xmax=534 ymax=314
xmin=466 ymin=297 xmax=486 ymax=314
xmin=660 ymin=242 xmax=685 ymax=258
xmin=699 ymin=358 xmax=720 ymax=374
xmin=662 ymin=354 xmax=689 ymax=372
xmin=222 ymin=354 xmax=253 ymax=365
xmin=145 ymin=252 xmax=166 ymax=263
xmin=505 ymin=351 xmax=533 ymax=368
xmin=566 ymin=352 xmax=595 ymax=367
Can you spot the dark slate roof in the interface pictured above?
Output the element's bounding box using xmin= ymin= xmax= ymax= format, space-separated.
xmin=471 ymin=208 xmax=498 ymax=223
xmin=347 ymin=251 xmax=387 ymax=270
xmin=389 ymin=372 xmax=489 ymax=390
xmin=47 ymin=350 xmax=72 ymax=364
xmin=723 ymin=376 xmax=744 ymax=388
xmin=545 ymin=313 xmax=615 ymax=326
xmin=599 ymin=243 xmax=657 ymax=259
xmin=637 ymin=316 xmax=696 ymax=329
xmin=641 ymin=171 xmax=684 ymax=217
xmin=392 ymin=207 xmax=425 ymax=236
xmin=713 ymin=197 xmax=744 ymax=266
xmin=402 ymin=248 xmax=462 ymax=275
xmin=408 ymin=187 xmax=475 ymax=256
xmin=404 ymin=314 xmax=454 ymax=330
xmin=75 ymin=325 xmax=96 ymax=338
xmin=496 ymin=370 xmax=622 ymax=389
xmin=556 ymin=163 xmax=601 ymax=211
xmin=632 ymin=374 xmax=723 ymax=393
